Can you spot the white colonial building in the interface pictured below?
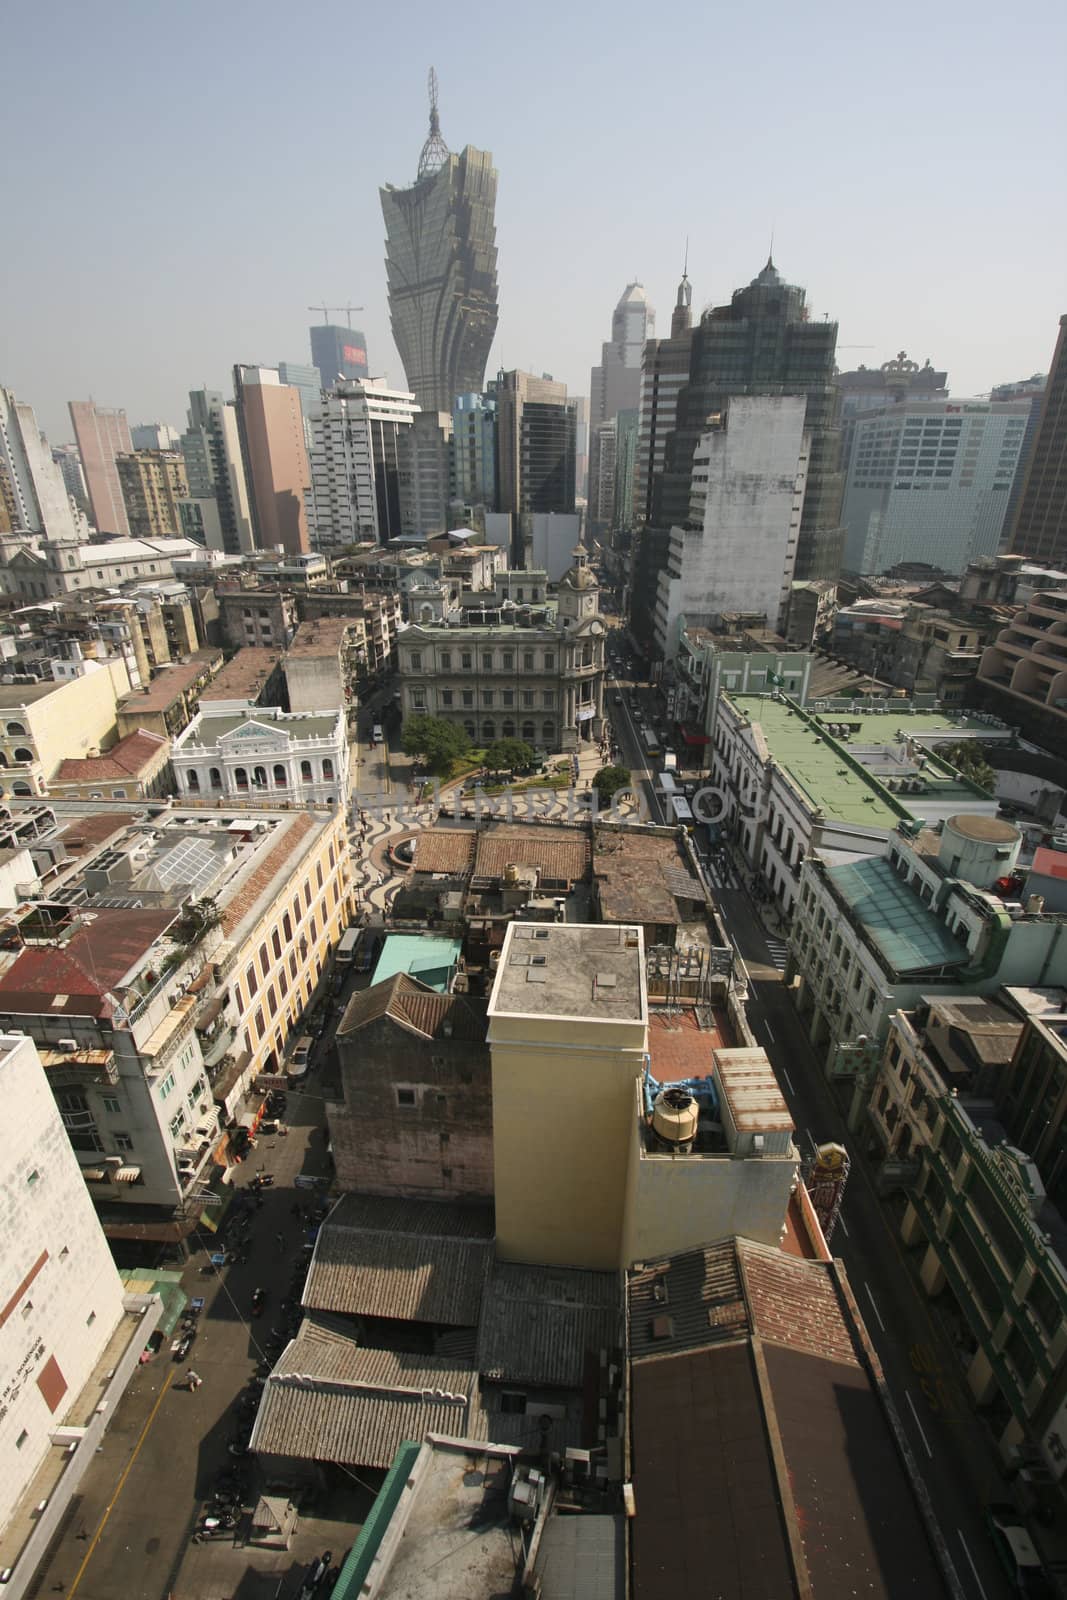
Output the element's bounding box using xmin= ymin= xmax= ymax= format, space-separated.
xmin=171 ymin=706 xmax=348 ymax=805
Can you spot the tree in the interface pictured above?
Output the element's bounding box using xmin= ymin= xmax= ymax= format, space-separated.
xmin=593 ymin=764 xmax=632 ymax=806
xmin=484 ymin=738 xmax=535 ymax=775
xmin=942 ymin=739 xmax=996 ymax=794
xmin=402 ymin=715 xmax=471 ymax=774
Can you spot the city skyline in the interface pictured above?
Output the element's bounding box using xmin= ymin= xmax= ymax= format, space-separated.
xmin=1 ymin=0 xmax=1064 ymax=446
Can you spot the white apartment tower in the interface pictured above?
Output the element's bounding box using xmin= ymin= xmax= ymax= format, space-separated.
xmin=590 ymin=283 xmax=656 ymax=427
xmin=0 ymin=1033 xmax=126 ymax=1534
xmin=654 ymin=395 xmax=809 ymax=659
xmin=0 ymin=390 xmax=86 ymax=542
xmin=308 ymin=380 xmax=418 ymax=547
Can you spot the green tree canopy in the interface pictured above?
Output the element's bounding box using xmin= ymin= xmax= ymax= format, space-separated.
xmin=593 ymin=764 xmax=633 ymax=806
xmin=942 ymin=739 xmax=996 ymax=794
xmin=484 ymin=738 xmax=535 ymax=774
xmin=401 ymin=715 xmax=472 ymax=774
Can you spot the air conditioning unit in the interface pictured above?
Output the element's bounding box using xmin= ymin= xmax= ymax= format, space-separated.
xmin=56 ymin=1038 xmax=78 ymax=1053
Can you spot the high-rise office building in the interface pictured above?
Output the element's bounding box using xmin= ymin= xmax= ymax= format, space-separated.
xmin=842 ymin=398 xmax=1030 ymax=574
xmin=278 ymin=361 xmax=323 ymax=425
xmin=495 ymin=370 xmax=576 ymax=564
xmin=835 ymin=352 xmax=948 ymax=481
xmin=654 ymin=395 xmax=809 ymax=656
xmin=380 ymin=74 xmax=499 ymax=413
xmin=309 ymin=324 xmax=370 ymax=393
xmin=116 ymin=449 xmax=189 ymax=539
xmin=570 ymin=394 xmax=589 ymax=503
xmin=180 ymin=389 xmax=254 ymax=554
xmin=308 ymin=380 xmax=418 ymax=547
xmin=991 ymin=371 xmax=1047 ymax=545
xmin=1 ymin=389 xmax=84 ymax=541
xmin=635 ymin=266 xmax=694 ymax=526
xmin=653 ymin=257 xmax=844 ymax=582
xmin=232 ymin=366 xmax=312 ymax=557
xmin=614 ymin=407 xmax=639 ymax=534
xmin=590 ymin=282 xmax=655 ymax=428
xmin=406 ymin=409 xmax=452 ymax=536
xmin=68 ymin=400 xmax=134 ymax=535
xmin=1008 ymin=315 xmax=1067 ymax=567
xmin=588 ymin=417 xmax=618 ymax=532
xmin=451 ymin=391 xmax=497 ymax=510
xmin=130 ymin=421 xmax=181 ymax=451
xmin=51 ymin=443 xmax=89 ymax=514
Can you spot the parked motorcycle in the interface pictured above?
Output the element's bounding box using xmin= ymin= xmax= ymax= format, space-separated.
xmin=251 ymin=1287 xmax=267 ymax=1317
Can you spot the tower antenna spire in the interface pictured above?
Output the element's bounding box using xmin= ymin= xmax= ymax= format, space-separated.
xmin=683 ymin=236 xmax=689 ymax=278
xmin=417 ymin=66 xmax=450 ymax=180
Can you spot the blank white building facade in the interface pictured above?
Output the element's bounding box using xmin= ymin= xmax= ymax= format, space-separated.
xmin=654 ymin=395 xmax=809 ymax=659
xmin=0 ymin=1033 xmax=126 ymax=1534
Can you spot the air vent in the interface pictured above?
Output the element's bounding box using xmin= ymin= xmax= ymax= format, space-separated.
xmin=526 ymin=969 xmax=547 ymax=984
xmin=651 ymin=1315 xmax=673 ymax=1341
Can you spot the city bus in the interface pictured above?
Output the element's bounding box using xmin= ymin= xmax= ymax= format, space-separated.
xmin=644 ymin=729 xmax=661 ymax=758
xmin=658 ymin=770 xmax=678 ymax=798
xmin=670 ymin=795 xmax=695 ymax=830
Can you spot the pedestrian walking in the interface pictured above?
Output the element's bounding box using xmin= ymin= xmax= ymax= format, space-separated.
xmin=187 ymin=1369 xmax=202 ymax=1390
xmin=276 ymin=1231 xmax=285 ymax=1252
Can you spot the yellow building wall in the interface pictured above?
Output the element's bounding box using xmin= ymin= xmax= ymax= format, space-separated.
xmin=489 ymin=1013 xmax=647 ymax=1270
xmin=227 ymin=810 xmax=354 ymax=1080
xmin=23 ymin=659 xmax=131 ymax=789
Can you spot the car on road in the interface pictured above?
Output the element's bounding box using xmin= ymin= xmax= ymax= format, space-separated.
xmin=985 ymin=1504 xmax=1055 ymax=1595
xmin=613 ymin=692 xmax=623 ymax=704
xmin=371 ymin=722 xmax=384 ymax=745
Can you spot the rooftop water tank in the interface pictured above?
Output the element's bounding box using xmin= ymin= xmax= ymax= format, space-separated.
xmin=652 ymin=1088 xmax=699 ymax=1150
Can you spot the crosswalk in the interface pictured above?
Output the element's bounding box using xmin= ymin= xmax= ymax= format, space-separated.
xmin=764 ymin=937 xmax=789 ymax=972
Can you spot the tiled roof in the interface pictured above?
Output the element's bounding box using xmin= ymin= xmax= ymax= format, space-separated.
xmin=409 ymin=830 xmax=478 ymax=875
xmin=647 ymin=1009 xmax=731 ymax=1083
xmin=251 ymin=1316 xmax=484 ymax=1469
xmin=593 ymin=830 xmax=704 ymax=926
xmin=336 ymin=972 xmax=487 ymax=1042
xmin=220 ymin=812 xmax=316 ymax=937
xmin=473 ymin=824 xmax=591 ymax=886
xmin=54 ymin=728 xmax=168 ymax=782
xmin=477 ymin=1262 xmax=620 ymax=1388
xmin=116 ymin=650 xmax=220 ymax=712
xmin=303 ymin=1195 xmax=494 ymax=1327
xmin=199 ymin=647 xmax=282 ymax=702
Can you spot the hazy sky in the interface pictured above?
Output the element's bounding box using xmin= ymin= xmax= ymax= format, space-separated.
xmin=2 ymin=0 xmax=1064 ymax=445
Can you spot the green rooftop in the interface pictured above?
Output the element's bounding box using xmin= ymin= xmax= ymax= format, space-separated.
xmin=370 ymin=933 xmax=463 ymax=993
xmin=195 ymin=710 xmax=340 ymax=741
xmin=827 ymin=856 xmax=969 ymax=975
xmin=728 ymin=696 xmax=992 ymax=828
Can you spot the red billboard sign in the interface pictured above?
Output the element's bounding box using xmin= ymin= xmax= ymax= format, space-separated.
xmin=343 ymin=345 xmax=367 ymax=366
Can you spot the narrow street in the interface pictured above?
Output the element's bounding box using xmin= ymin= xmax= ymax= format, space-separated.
xmin=603 ymin=644 xmax=1016 ymax=1600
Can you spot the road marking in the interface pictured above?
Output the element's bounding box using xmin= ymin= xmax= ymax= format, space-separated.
xmin=863 ymin=1282 xmax=886 ymax=1332
xmin=763 ymin=1019 xmax=776 ymax=1044
xmin=781 ymin=1067 xmax=796 ymax=1095
xmin=957 ymin=1530 xmax=988 ymax=1600
xmin=904 ymin=1389 xmax=934 ymax=1457
xmin=67 ymin=1365 xmax=175 ymax=1598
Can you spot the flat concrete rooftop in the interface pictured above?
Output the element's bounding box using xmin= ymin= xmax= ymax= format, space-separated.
xmin=489 ymin=922 xmax=644 ymax=1021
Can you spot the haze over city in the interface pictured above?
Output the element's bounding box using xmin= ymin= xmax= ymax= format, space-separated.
xmin=2 ymin=0 xmax=1065 ymax=442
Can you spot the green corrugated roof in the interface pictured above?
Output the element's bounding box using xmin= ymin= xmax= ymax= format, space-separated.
xmin=370 ymin=934 xmax=463 ymax=993
xmin=332 ymin=1440 xmax=420 ymax=1600
xmin=827 ymin=856 xmax=969 ymax=975
xmin=729 ymin=697 xmax=988 ymax=827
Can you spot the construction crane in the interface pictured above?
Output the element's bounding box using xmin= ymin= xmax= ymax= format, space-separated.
xmin=308 ymin=303 xmax=365 ymax=328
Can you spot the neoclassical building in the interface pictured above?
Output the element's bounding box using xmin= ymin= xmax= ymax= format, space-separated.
xmin=171 ymin=706 xmax=348 ymax=805
xmin=397 ymin=552 xmax=606 ymax=752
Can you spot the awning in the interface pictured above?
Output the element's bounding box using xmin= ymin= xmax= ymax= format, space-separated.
xmin=81 ymin=1166 xmax=107 ymax=1182
xmin=187 ymin=964 xmax=213 ymax=994
xmin=679 ymin=725 xmax=711 ymax=746
xmin=195 ymin=996 xmax=226 ymax=1030
xmin=576 ymin=706 xmax=596 ymax=721
xmin=115 ymin=1166 xmax=142 ymax=1183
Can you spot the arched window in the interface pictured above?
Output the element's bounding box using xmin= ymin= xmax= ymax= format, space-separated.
xmin=12 ymin=781 xmax=32 ymax=796
xmin=522 ymin=721 xmax=535 ymax=741
xmin=273 ymin=764 xmax=287 ymax=787
xmin=322 ymin=758 xmax=334 ymax=780
xmin=13 ymin=747 xmax=34 ymax=763
xmin=542 ymin=720 xmax=554 ymax=743
xmin=209 ymin=767 xmax=222 ymax=789
xmin=187 ymin=770 xmax=200 ymax=792
xmin=463 ymin=720 xmax=476 ymax=740
xmin=234 ymin=766 xmax=248 ymax=789
xmin=253 ymin=765 xmax=267 ymax=788
xmin=502 ymin=721 xmax=515 ymax=738
xmin=6 ymin=721 xmax=26 ymax=736
xmin=300 ymin=760 xmax=312 ymax=782
xmin=283 ymin=912 xmax=292 ymax=940
xmin=0 ymin=752 xmax=7 ymax=767
xmin=482 ymin=720 xmax=495 ymax=742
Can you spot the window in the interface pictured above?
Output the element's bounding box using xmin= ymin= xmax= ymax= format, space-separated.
xmin=209 ymin=767 xmax=222 ymax=790
xmin=461 ymin=652 xmax=472 ymax=670
xmin=316 ymin=862 xmax=324 ymax=889
xmin=26 ymin=1169 xmax=40 ymax=1187
xmin=101 ymin=1094 xmax=120 ymax=1114
xmin=543 ymin=653 xmax=554 ymax=670
xmin=482 ymin=690 xmax=494 ymax=707
xmin=260 ymin=943 xmax=270 ymax=978
xmin=187 ymin=770 xmax=200 ymax=792
xmin=272 ymin=929 xmax=282 ymax=959
xmin=523 ymin=651 xmax=534 ymax=670
xmin=522 ymin=721 xmax=535 ymax=741
xmin=169 ymin=1109 xmax=186 ymax=1138
xmin=235 ymin=765 xmax=248 ymax=790
xmin=411 ymin=690 xmax=426 ymax=709
xmin=159 ymin=1072 xmax=176 ymax=1100
xmin=542 ymin=720 xmax=554 ymax=741
xmin=16 ymin=1430 xmax=28 ymax=1449
xmin=301 ymin=759 xmax=312 ymax=782
xmin=115 ymin=1132 xmax=133 ymax=1153
xmin=273 ymin=764 xmax=287 ymax=788
xmin=396 ymin=1087 xmax=416 ymax=1107
xmin=482 ymin=651 xmax=493 ymax=670
xmin=522 ymin=690 xmax=534 ymax=708
xmin=500 ymin=1391 xmax=527 ymax=1415
xmin=245 ymin=963 xmax=258 ymax=998
xmin=409 ymin=651 xmax=422 ymax=670
xmin=462 ymin=689 xmax=474 ymax=708
xmin=503 ymin=690 xmax=514 ymax=707
xmin=502 ymin=652 xmax=513 ymax=669
xmin=441 ymin=690 xmax=453 ymax=707
xmin=483 ymin=720 xmax=495 ymax=741
xmin=542 ymin=691 xmax=554 ymax=708
xmin=440 ymin=651 xmax=451 ymax=669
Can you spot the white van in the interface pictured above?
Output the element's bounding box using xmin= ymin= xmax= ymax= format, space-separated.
xmin=288 ymin=1035 xmax=313 ymax=1084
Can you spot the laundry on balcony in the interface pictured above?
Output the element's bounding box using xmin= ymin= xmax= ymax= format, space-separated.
xmin=195 ymin=996 xmax=226 ymax=1031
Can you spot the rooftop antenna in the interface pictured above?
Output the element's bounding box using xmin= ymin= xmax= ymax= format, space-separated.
xmin=417 ymin=67 xmax=450 ymax=181
xmin=683 ymin=236 xmax=689 ymax=277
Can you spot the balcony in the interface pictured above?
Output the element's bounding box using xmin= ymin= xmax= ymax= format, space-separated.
xmin=39 ymin=1044 xmax=118 ymax=1087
